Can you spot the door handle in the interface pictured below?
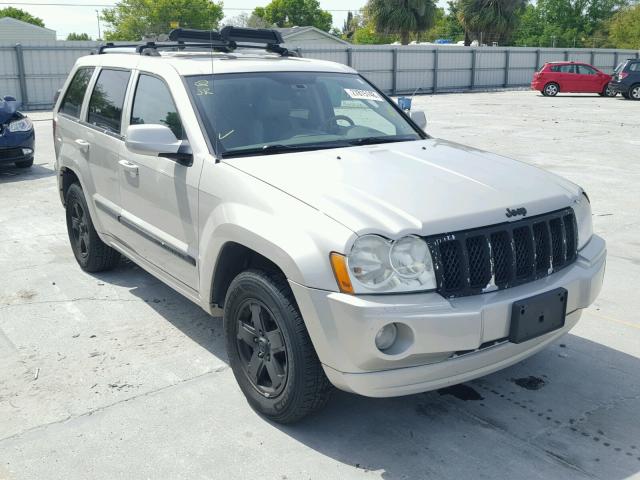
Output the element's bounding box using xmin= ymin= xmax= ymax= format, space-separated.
xmin=118 ymin=159 xmax=139 ymax=176
xmin=74 ymin=138 xmax=90 ymax=153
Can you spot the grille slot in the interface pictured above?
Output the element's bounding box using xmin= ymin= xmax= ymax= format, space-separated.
xmin=427 ymin=208 xmax=578 ymax=298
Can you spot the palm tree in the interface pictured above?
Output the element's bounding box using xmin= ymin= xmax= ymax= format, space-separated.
xmin=457 ymin=0 xmax=527 ymax=46
xmin=366 ymin=0 xmax=437 ymax=45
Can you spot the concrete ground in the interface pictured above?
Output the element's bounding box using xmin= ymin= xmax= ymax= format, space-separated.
xmin=0 ymin=91 xmax=639 ymax=480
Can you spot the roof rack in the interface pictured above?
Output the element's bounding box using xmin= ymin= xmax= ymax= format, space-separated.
xmin=96 ymin=27 xmax=297 ymax=57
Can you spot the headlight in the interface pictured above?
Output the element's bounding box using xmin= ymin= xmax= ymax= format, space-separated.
xmin=573 ymin=192 xmax=593 ymax=250
xmin=8 ymin=117 xmax=33 ymax=132
xmin=345 ymin=234 xmax=436 ymax=293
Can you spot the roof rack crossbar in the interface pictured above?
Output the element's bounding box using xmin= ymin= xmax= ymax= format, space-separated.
xmin=96 ymin=27 xmax=297 ymax=57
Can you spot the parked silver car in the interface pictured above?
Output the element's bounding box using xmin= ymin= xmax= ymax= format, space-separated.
xmin=53 ymin=28 xmax=606 ymax=423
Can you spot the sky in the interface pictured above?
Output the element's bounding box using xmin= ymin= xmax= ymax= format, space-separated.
xmin=0 ymin=0 xmax=447 ymax=40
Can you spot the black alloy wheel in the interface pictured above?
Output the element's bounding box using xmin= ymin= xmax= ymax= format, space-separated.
xmin=235 ymin=299 xmax=288 ymax=398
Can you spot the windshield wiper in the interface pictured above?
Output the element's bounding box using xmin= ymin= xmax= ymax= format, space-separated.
xmin=222 ymin=142 xmax=349 ymax=158
xmin=347 ymin=135 xmax=417 ymax=147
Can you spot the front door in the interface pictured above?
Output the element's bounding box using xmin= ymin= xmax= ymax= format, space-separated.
xmin=117 ymin=73 xmax=199 ymax=290
xmin=575 ymin=64 xmax=602 ymax=93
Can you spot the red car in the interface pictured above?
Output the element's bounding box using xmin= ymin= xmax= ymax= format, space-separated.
xmin=531 ymin=62 xmax=617 ymax=97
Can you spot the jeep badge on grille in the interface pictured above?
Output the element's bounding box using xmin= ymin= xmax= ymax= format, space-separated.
xmin=506 ymin=207 xmax=527 ymax=218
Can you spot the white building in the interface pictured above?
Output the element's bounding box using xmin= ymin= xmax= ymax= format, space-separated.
xmin=277 ymin=26 xmax=350 ymax=47
xmin=0 ymin=17 xmax=56 ymax=43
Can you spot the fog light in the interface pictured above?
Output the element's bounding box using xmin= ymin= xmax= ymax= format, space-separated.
xmin=22 ymin=148 xmax=33 ymax=155
xmin=375 ymin=323 xmax=398 ymax=351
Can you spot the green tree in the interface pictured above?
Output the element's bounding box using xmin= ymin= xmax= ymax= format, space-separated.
xmin=512 ymin=0 xmax=629 ymax=47
xmin=607 ymin=3 xmax=640 ymax=48
xmin=252 ymin=0 xmax=333 ymax=31
xmin=66 ymin=33 xmax=92 ymax=41
xmin=423 ymin=4 xmax=465 ymax=42
xmin=457 ymin=0 xmax=528 ymax=46
xmin=102 ymin=0 xmax=224 ymax=41
xmin=0 ymin=6 xmax=45 ymax=27
xmin=366 ymin=0 xmax=437 ymax=45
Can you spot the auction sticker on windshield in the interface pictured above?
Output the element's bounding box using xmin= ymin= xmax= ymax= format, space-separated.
xmin=344 ymin=88 xmax=383 ymax=102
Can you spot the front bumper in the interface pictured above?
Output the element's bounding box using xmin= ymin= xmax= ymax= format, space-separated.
xmin=290 ymin=234 xmax=606 ymax=397
xmin=0 ymin=129 xmax=35 ymax=164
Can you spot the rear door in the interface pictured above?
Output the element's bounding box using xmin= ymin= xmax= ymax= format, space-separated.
xmin=83 ymin=68 xmax=132 ymax=235
xmin=117 ymin=71 xmax=199 ymax=290
xmin=557 ymin=64 xmax=578 ymax=92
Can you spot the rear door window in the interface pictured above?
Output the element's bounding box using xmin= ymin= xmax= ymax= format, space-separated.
xmin=59 ymin=67 xmax=94 ymax=118
xmin=87 ymin=68 xmax=131 ymax=134
xmin=130 ymin=74 xmax=184 ymax=139
xmin=551 ymin=65 xmax=575 ymax=73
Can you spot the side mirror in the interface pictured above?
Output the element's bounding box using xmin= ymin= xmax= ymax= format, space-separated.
xmin=125 ymin=124 xmax=192 ymax=165
xmin=126 ymin=124 xmax=180 ymax=155
xmin=410 ymin=110 xmax=427 ymax=130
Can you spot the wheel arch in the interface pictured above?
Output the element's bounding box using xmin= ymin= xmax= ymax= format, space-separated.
xmin=59 ymin=166 xmax=80 ymax=206
xmin=211 ymin=241 xmax=290 ymax=309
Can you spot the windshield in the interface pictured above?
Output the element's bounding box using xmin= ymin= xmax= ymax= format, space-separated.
xmin=186 ymin=72 xmax=423 ymax=157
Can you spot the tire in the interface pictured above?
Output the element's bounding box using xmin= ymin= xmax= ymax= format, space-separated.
xmin=542 ymin=82 xmax=559 ymax=97
xmin=224 ymin=270 xmax=332 ymax=424
xmin=629 ymin=84 xmax=640 ymax=101
xmin=602 ymin=84 xmax=617 ymax=97
xmin=65 ymin=182 xmax=120 ymax=272
xmin=15 ymin=157 xmax=33 ymax=168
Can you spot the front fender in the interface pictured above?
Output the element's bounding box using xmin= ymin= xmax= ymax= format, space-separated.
xmin=198 ymin=198 xmax=355 ymax=310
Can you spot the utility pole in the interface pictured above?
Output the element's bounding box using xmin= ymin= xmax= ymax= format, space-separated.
xmin=96 ymin=9 xmax=101 ymax=40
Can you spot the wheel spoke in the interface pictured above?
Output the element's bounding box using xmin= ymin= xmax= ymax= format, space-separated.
xmin=247 ymin=348 xmax=264 ymax=383
xmin=265 ymin=330 xmax=284 ymax=353
xmin=237 ymin=322 xmax=257 ymax=346
xmin=250 ymin=303 xmax=265 ymax=332
xmin=265 ymin=356 xmax=285 ymax=388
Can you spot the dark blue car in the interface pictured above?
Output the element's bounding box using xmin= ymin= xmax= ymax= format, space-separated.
xmin=0 ymin=96 xmax=35 ymax=168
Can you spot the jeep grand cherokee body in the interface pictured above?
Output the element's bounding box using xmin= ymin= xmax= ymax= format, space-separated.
xmin=53 ymin=27 xmax=606 ymax=423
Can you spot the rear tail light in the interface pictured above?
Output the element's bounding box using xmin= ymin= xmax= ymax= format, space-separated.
xmin=619 ymin=72 xmax=629 ymax=80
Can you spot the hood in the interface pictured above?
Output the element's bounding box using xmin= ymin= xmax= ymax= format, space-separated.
xmin=0 ymin=98 xmax=20 ymax=124
xmin=224 ymin=138 xmax=581 ymax=236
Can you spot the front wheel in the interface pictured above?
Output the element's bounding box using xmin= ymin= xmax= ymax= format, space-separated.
xmin=542 ymin=83 xmax=559 ymax=97
xmin=65 ymin=183 xmax=120 ymax=272
xmin=224 ymin=270 xmax=332 ymax=424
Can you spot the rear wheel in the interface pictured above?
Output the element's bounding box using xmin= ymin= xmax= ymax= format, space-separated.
xmin=542 ymin=83 xmax=559 ymax=97
xmin=629 ymin=84 xmax=640 ymax=101
xmin=15 ymin=158 xmax=33 ymax=168
xmin=224 ymin=270 xmax=332 ymax=424
xmin=65 ymin=183 xmax=120 ymax=272
xmin=602 ymin=84 xmax=617 ymax=97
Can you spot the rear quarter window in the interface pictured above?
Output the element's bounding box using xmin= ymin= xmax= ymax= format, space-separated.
xmin=629 ymin=62 xmax=640 ymax=72
xmin=87 ymin=69 xmax=131 ymax=134
xmin=59 ymin=67 xmax=94 ymax=118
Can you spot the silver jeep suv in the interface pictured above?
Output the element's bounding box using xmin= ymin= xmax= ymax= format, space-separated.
xmin=53 ymin=27 xmax=606 ymax=423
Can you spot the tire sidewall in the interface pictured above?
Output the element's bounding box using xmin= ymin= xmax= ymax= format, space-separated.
xmin=65 ymin=183 xmax=92 ymax=269
xmin=630 ymin=84 xmax=640 ymax=100
xmin=224 ymin=272 xmax=305 ymax=420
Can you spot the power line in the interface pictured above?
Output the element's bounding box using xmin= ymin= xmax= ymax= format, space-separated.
xmin=0 ymin=1 xmax=358 ymax=10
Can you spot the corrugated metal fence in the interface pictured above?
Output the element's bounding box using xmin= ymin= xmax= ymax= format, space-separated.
xmin=1 ymin=41 xmax=638 ymax=110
